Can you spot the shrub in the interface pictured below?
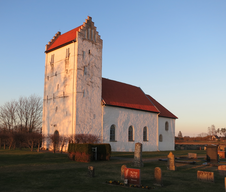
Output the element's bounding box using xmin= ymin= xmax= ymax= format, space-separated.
xmin=74 ymin=134 xmax=100 ymax=144
xmin=68 ymin=143 xmax=111 ymax=162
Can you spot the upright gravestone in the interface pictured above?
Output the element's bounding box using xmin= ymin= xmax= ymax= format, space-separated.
xmin=167 ymin=152 xmax=176 ymax=171
xmin=218 ymin=165 xmax=226 ymax=176
xmin=188 ymin=153 xmax=197 ymax=159
xmin=154 ymin=167 xmax=163 ymax=186
xmin=206 ymin=145 xmax=218 ymax=163
xmin=225 ymin=177 xmax=226 ymax=192
xmin=197 ymin=170 xmax=214 ymax=182
xmin=88 ymin=166 xmax=95 ymax=177
xmin=124 ymin=168 xmax=141 ymax=186
xmin=134 ymin=143 xmax=143 ymax=167
xmin=121 ymin=165 xmax=127 ymax=180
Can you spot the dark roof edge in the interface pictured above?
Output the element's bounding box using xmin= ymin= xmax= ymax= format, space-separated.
xmin=159 ymin=115 xmax=178 ymax=119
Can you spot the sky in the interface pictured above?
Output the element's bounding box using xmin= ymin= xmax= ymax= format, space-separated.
xmin=0 ymin=0 xmax=225 ymax=137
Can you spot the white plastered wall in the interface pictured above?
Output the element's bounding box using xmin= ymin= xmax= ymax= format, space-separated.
xmin=103 ymin=105 xmax=158 ymax=152
xmin=42 ymin=42 xmax=78 ymax=150
xmin=158 ymin=117 xmax=175 ymax=151
xmin=75 ymin=21 xmax=103 ymax=138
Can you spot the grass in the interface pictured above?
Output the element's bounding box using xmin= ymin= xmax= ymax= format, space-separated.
xmin=0 ymin=148 xmax=225 ymax=192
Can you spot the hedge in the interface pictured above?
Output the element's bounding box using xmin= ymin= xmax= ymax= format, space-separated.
xmin=68 ymin=143 xmax=111 ymax=162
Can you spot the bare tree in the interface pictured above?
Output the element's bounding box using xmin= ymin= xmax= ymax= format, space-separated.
xmin=0 ymin=101 xmax=17 ymax=131
xmin=208 ymin=125 xmax=216 ymax=136
xmin=178 ymin=131 xmax=183 ymax=138
xmin=59 ymin=136 xmax=69 ymax=153
xmin=74 ymin=134 xmax=100 ymax=144
xmin=0 ymin=95 xmax=42 ymax=133
xmin=48 ymin=133 xmax=60 ymax=153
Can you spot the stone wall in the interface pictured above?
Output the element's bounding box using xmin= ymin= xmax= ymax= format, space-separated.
xmin=175 ymin=144 xmax=206 ymax=150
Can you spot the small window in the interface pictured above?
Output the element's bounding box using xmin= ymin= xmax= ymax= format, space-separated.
xmin=91 ymin=29 xmax=93 ymax=40
xmin=128 ymin=126 xmax=133 ymax=141
xmin=50 ymin=54 xmax=54 ymax=64
xmin=143 ymin=126 xmax=148 ymax=141
xmin=55 ymin=106 xmax=58 ymax=113
xmin=84 ymin=30 xmax=87 ymax=38
xmin=88 ymin=28 xmax=91 ymax=39
xmin=66 ymin=48 xmax=70 ymax=58
xmin=88 ymin=50 xmax=91 ymax=54
xmin=165 ymin=121 xmax=169 ymax=131
xmin=110 ymin=125 xmax=115 ymax=141
xmin=57 ymin=84 xmax=59 ymax=90
xmin=83 ymin=51 xmax=85 ymax=59
xmin=55 ymin=71 xmax=57 ymax=76
xmin=83 ymin=90 xmax=85 ymax=97
xmin=84 ymin=66 xmax=87 ymax=75
xmin=159 ymin=134 xmax=163 ymax=142
xmin=94 ymin=33 xmax=96 ymax=42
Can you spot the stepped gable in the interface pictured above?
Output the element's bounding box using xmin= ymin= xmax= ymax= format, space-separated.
xmin=45 ymin=16 xmax=98 ymax=52
xmin=146 ymin=95 xmax=178 ymax=119
xmin=102 ymin=78 xmax=159 ymax=113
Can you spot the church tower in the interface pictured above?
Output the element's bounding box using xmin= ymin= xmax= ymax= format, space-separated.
xmin=42 ymin=16 xmax=103 ymax=150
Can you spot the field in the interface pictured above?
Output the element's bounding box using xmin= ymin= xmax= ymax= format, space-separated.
xmin=0 ymin=149 xmax=225 ymax=192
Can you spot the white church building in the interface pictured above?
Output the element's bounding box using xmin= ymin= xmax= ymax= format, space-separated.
xmin=42 ymin=16 xmax=177 ymax=152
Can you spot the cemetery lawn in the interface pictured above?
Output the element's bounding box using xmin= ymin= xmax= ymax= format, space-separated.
xmin=0 ymin=149 xmax=225 ymax=192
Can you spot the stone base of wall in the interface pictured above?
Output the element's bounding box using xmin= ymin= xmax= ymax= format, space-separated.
xmin=175 ymin=144 xmax=206 ymax=150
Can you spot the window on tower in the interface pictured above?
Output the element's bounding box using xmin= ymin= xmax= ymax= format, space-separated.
xmin=66 ymin=48 xmax=70 ymax=59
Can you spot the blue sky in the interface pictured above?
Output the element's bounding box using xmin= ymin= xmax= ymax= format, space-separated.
xmin=0 ymin=0 xmax=225 ymax=136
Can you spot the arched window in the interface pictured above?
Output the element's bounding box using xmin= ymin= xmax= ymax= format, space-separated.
xmin=143 ymin=126 xmax=148 ymax=141
xmin=110 ymin=125 xmax=115 ymax=141
xmin=159 ymin=134 xmax=163 ymax=142
xmin=165 ymin=121 xmax=169 ymax=131
xmin=128 ymin=126 xmax=133 ymax=141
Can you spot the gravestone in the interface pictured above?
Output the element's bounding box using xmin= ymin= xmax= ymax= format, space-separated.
xmin=124 ymin=168 xmax=141 ymax=186
xmin=134 ymin=143 xmax=143 ymax=167
xmin=206 ymin=145 xmax=218 ymax=163
xmin=188 ymin=153 xmax=197 ymax=159
xmin=197 ymin=170 xmax=214 ymax=182
xmin=88 ymin=166 xmax=95 ymax=177
xmin=154 ymin=167 xmax=163 ymax=186
xmin=218 ymin=165 xmax=226 ymax=176
xmin=218 ymin=151 xmax=226 ymax=159
xmin=225 ymin=177 xmax=226 ymax=192
xmin=121 ymin=165 xmax=127 ymax=180
xmin=167 ymin=152 xmax=176 ymax=171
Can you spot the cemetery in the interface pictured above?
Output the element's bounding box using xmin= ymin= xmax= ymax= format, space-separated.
xmin=1 ymin=144 xmax=226 ymax=191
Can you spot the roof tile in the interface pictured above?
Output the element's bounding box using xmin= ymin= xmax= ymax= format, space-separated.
xmin=102 ymin=78 xmax=159 ymax=113
xmin=146 ymin=95 xmax=178 ymax=119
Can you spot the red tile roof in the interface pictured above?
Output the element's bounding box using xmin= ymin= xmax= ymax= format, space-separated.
xmin=47 ymin=25 xmax=83 ymax=52
xmin=102 ymin=78 xmax=159 ymax=113
xmin=146 ymin=95 xmax=178 ymax=119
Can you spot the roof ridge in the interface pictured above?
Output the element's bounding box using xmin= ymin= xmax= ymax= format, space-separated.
xmin=102 ymin=77 xmax=140 ymax=89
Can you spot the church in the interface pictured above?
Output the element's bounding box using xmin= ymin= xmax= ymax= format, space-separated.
xmin=42 ymin=16 xmax=177 ymax=152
